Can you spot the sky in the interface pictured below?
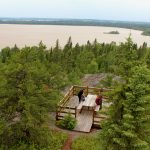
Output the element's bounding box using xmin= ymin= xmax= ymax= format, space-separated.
xmin=0 ymin=0 xmax=150 ymax=22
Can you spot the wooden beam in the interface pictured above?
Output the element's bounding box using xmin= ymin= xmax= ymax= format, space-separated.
xmin=59 ymin=106 xmax=75 ymax=110
xmin=58 ymin=111 xmax=75 ymax=115
xmin=75 ymin=106 xmax=77 ymax=118
xmin=93 ymin=120 xmax=100 ymax=123
xmin=86 ymin=86 xmax=88 ymax=96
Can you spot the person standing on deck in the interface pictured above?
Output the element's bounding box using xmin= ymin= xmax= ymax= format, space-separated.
xmin=78 ymin=89 xmax=85 ymax=103
xmin=95 ymin=95 xmax=103 ymax=109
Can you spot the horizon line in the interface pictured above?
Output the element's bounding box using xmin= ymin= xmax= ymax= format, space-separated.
xmin=0 ymin=17 xmax=150 ymax=24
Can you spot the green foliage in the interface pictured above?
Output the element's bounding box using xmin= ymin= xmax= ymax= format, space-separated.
xmin=72 ymin=135 xmax=102 ymax=150
xmin=0 ymin=36 xmax=150 ymax=149
xmin=100 ymin=74 xmax=114 ymax=88
xmin=0 ymin=130 xmax=67 ymax=150
xmin=68 ymin=71 xmax=81 ymax=85
xmin=87 ymin=60 xmax=98 ymax=73
xmin=56 ymin=113 xmax=77 ymax=130
xmin=0 ymin=46 xmax=66 ymax=149
xmin=100 ymin=66 xmax=150 ymax=150
xmin=146 ymin=49 xmax=150 ymax=68
xmin=46 ymin=130 xmax=68 ymax=150
xmin=142 ymin=29 xmax=150 ymax=36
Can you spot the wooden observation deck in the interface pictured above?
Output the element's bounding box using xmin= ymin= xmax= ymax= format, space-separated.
xmin=56 ymin=85 xmax=110 ymax=132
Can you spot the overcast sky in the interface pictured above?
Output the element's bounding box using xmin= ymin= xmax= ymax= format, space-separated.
xmin=0 ymin=0 xmax=150 ymax=22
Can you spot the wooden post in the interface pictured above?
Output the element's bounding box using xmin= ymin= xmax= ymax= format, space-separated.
xmin=75 ymin=106 xmax=77 ymax=118
xmin=73 ymin=86 xmax=74 ymax=95
xmin=73 ymin=86 xmax=76 ymax=95
xmin=100 ymin=88 xmax=103 ymax=92
xmin=56 ymin=111 xmax=58 ymax=120
xmin=92 ymin=109 xmax=94 ymax=125
xmin=86 ymin=86 xmax=88 ymax=96
xmin=98 ymin=89 xmax=100 ymax=96
xmin=56 ymin=105 xmax=59 ymax=120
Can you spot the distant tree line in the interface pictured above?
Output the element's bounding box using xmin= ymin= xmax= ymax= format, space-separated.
xmin=0 ymin=18 xmax=150 ymax=35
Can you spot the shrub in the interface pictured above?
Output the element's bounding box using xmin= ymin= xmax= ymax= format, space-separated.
xmin=48 ymin=130 xmax=68 ymax=150
xmin=87 ymin=60 xmax=98 ymax=74
xmin=100 ymin=74 xmax=113 ymax=88
xmin=56 ymin=113 xmax=77 ymax=130
xmin=4 ymin=130 xmax=68 ymax=150
xmin=72 ymin=135 xmax=102 ymax=150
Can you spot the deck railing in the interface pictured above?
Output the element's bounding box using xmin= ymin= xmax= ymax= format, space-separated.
xmin=92 ymin=113 xmax=106 ymax=128
xmin=58 ymin=86 xmax=74 ymax=106
xmin=56 ymin=106 xmax=77 ymax=120
xmin=56 ymin=85 xmax=111 ymax=121
xmin=57 ymin=85 xmax=110 ymax=108
xmin=73 ymin=85 xmax=110 ymax=96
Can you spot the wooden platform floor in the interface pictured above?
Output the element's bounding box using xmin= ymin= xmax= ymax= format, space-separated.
xmin=65 ymin=95 xmax=96 ymax=132
xmin=66 ymin=96 xmax=79 ymax=108
xmin=64 ymin=95 xmax=103 ymax=132
xmin=66 ymin=95 xmax=111 ymax=109
xmin=73 ymin=110 xmax=93 ymax=133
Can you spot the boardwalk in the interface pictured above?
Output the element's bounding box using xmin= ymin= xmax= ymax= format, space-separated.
xmin=74 ymin=110 xmax=93 ymax=132
xmin=66 ymin=96 xmax=79 ymax=108
xmin=66 ymin=95 xmax=96 ymax=132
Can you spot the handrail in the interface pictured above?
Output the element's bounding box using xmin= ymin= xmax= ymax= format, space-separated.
xmin=56 ymin=106 xmax=77 ymax=120
xmin=58 ymin=85 xmax=111 ymax=108
xmin=58 ymin=86 xmax=74 ymax=106
xmin=73 ymin=85 xmax=112 ymax=91
xmin=92 ymin=111 xmax=107 ymax=126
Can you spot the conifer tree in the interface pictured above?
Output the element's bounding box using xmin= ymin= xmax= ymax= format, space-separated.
xmin=100 ymin=66 xmax=150 ymax=150
xmin=0 ymin=48 xmax=57 ymax=149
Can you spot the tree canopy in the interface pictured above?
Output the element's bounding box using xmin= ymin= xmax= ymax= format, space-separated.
xmin=0 ymin=37 xmax=150 ymax=149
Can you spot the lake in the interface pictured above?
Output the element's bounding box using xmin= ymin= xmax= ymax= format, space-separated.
xmin=0 ymin=24 xmax=150 ymax=49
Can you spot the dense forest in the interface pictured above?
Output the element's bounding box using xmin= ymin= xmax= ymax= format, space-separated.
xmin=1 ymin=18 xmax=150 ymax=36
xmin=0 ymin=36 xmax=150 ymax=150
